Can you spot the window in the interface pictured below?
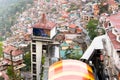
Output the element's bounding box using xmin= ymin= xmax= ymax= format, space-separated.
xmin=33 ymin=64 xmax=36 ymax=74
xmin=33 ymin=75 xmax=36 ymax=80
xmin=117 ymin=51 xmax=120 ymax=58
xmin=32 ymin=44 xmax=36 ymax=52
xmin=42 ymin=45 xmax=47 ymax=50
xmin=117 ymin=35 xmax=120 ymax=42
xmin=114 ymin=29 xmax=118 ymax=33
xmin=32 ymin=40 xmax=36 ymax=43
xmin=32 ymin=54 xmax=36 ymax=62
xmin=109 ymin=22 xmax=111 ymax=26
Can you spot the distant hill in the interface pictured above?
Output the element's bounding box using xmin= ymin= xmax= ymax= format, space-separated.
xmin=0 ymin=0 xmax=33 ymax=41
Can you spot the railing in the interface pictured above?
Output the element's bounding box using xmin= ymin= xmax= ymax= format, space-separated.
xmin=32 ymin=36 xmax=53 ymax=42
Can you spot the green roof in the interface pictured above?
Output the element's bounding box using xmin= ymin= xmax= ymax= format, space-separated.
xmin=60 ymin=42 xmax=69 ymax=47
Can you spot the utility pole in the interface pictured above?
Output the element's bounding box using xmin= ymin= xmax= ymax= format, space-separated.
xmin=10 ymin=50 xmax=16 ymax=80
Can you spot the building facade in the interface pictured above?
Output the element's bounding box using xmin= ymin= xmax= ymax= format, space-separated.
xmin=31 ymin=14 xmax=58 ymax=80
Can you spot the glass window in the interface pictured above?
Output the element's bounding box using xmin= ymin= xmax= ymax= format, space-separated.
xmin=32 ymin=54 xmax=36 ymax=62
xmin=32 ymin=40 xmax=36 ymax=43
xmin=109 ymin=22 xmax=111 ymax=26
xmin=33 ymin=64 xmax=36 ymax=74
xmin=33 ymin=75 xmax=36 ymax=80
xmin=32 ymin=44 xmax=36 ymax=52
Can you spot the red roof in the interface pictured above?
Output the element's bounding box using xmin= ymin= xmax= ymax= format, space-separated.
xmin=105 ymin=11 xmax=120 ymax=50
xmin=107 ymin=31 xmax=120 ymax=50
xmin=3 ymin=46 xmax=23 ymax=56
xmin=61 ymin=11 xmax=69 ymax=18
xmin=33 ymin=21 xmax=56 ymax=30
xmin=69 ymin=24 xmax=76 ymax=28
xmin=76 ymin=28 xmax=82 ymax=33
xmin=107 ymin=11 xmax=120 ymax=30
xmin=33 ymin=14 xmax=56 ymax=29
xmin=107 ymin=0 xmax=116 ymax=5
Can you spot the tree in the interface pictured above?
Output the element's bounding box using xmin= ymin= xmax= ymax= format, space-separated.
xmin=7 ymin=66 xmax=13 ymax=77
xmin=86 ymin=19 xmax=99 ymax=40
xmin=65 ymin=47 xmax=82 ymax=60
xmin=24 ymin=52 xmax=31 ymax=71
xmin=99 ymin=0 xmax=109 ymax=14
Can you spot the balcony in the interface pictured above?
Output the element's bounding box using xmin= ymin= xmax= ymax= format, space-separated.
xmin=32 ymin=28 xmax=56 ymax=42
xmin=4 ymin=53 xmax=23 ymax=62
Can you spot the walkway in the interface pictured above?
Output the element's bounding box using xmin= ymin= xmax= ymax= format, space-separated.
xmin=81 ymin=35 xmax=105 ymax=60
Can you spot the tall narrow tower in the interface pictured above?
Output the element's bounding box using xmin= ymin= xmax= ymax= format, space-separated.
xmin=31 ymin=14 xmax=57 ymax=80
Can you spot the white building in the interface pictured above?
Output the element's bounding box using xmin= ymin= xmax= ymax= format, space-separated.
xmin=81 ymin=11 xmax=120 ymax=79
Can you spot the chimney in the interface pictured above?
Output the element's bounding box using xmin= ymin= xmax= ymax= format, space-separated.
xmin=41 ymin=13 xmax=46 ymax=24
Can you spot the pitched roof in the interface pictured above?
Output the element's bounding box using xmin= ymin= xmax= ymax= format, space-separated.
xmin=107 ymin=11 xmax=120 ymax=29
xmin=105 ymin=12 xmax=120 ymax=50
xmin=107 ymin=31 xmax=120 ymax=50
xmin=76 ymin=28 xmax=82 ymax=33
xmin=107 ymin=0 xmax=117 ymax=5
xmin=61 ymin=11 xmax=69 ymax=18
xmin=69 ymin=24 xmax=76 ymax=28
xmin=3 ymin=45 xmax=23 ymax=56
xmin=33 ymin=14 xmax=56 ymax=29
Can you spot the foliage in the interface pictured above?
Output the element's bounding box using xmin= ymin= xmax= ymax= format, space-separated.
xmin=41 ymin=56 xmax=45 ymax=65
xmin=0 ymin=0 xmax=33 ymax=38
xmin=40 ymin=56 xmax=45 ymax=80
xmin=7 ymin=65 xmax=22 ymax=80
xmin=99 ymin=3 xmax=109 ymax=14
xmin=40 ymin=67 xmax=44 ymax=80
xmin=86 ymin=19 xmax=99 ymax=40
xmin=65 ymin=47 xmax=82 ymax=60
xmin=0 ymin=42 xmax=3 ymax=57
xmin=0 ymin=37 xmax=4 ymax=41
xmin=119 ymin=5 xmax=120 ymax=8
xmin=0 ymin=77 xmax=4 ymax=80
xmin=23 ymin=52 xmax=31 ymax=71
xmin=7 ymin=66 xmax=14 ymax=79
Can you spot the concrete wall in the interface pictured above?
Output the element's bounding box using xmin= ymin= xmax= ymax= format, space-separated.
xmin=50 ymin=27 xmax=56 ymax=39
xmin=31 ymin=41 xmax=43 ymax=80
xmin=36 ymin=42 xmax=42 ymax=80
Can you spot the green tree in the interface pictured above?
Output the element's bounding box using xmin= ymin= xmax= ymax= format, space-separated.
xmin=65 ymin=47 xmax=82 ymax=60
xmin=86 ymin=19 xmax=99 ymax=40
xmin=24 ymin=52 xmax=31 ymax=71
xmin=7 ymin=66 xmax=14 ymax=79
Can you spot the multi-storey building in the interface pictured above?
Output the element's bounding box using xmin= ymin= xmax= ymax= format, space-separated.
xmin=0 ymin=45 xmax=25 ymax=71
xmin=81 ymin=11 xmax=120 ymax=80
xmin=100 ymin=12 xmax=120 ymax=79
xmin=31 ymin=14 xmax=58 ymax=80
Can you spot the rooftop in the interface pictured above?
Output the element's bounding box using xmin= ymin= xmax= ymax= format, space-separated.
xmin=33 ymin=14 xmax=56 ymax=29
xmin=107 ymin=31 xmax=120 ymax=50
xmin=69 ymin=24 xmax=76 ymax=28
xmin=107 ymin=11 xmax=120 ymax=29
xmin=3 ymin=45 xmax=23 ymax=56
xmin=107 ymin=0 xmax=117 ymax=5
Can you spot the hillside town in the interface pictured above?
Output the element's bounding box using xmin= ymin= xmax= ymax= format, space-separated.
xmin=0 ymin=0 xmax=120 ymax=80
